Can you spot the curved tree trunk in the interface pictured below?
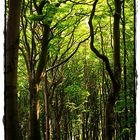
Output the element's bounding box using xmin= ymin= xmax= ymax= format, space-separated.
xmin=88 ymin=0 xmax=121 ymax=139
xmin=5 ymin=0 xmax=21 ymax=139
xmin=105 ymin=0 xmax=121 ymax=139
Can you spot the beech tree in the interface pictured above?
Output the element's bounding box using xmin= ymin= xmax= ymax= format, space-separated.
xmin=5 ymin=0 xmax=21 ymax=139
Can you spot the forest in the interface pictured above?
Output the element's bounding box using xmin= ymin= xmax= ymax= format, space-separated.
xmin=5 ymin=0 xmax=135 ymax=140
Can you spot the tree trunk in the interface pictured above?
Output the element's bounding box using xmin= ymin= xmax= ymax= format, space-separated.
xmin=63 ymin=109 xmax=68 ymax=140
xmin=105 ymin=90 xmax=117 ymax=140
xmin=105 ymin=0 xmax=121 ymax=139
xmin=85 ymin=113 xmax=89 ymax=140
xmin=29 ymin=78 xmax=41 ymax=140
xmin=55 ymin=96 xmax=61 ymax=140
xmin=56 ymin=120 xmax=60 ymax=140
xmin=44 ymin=75 xmax=50 ymax=140
xmin=122 ymin=0 xmax=129 ymax=139
xmin=82 ymin=114 xmax=86 ymax=140
xmin=5 ymin=0 xmax=21 ymax=139
xmin=70 ymin=120 xmax=73 ymax=140
xmin=89 ymin=116 xmax=94 ymax=140
xmin=29 ymin=24 xmax=51 ymax=140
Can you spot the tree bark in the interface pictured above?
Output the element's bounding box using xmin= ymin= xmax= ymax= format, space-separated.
xmin=105 ymin=0 xmax=121 ymax=139
xmin=5 ymin=0 xmax=21 ymax=139
xmin=29 ymin=77 xmax=41 ymax=140
xmin=63 ymin=109 xmax=68 ymax=140
xmin=44 ymin=74 xmax=50 ymax=140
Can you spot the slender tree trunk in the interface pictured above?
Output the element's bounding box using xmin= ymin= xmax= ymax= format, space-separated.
xmin=54 ymin=110 xmax=61 ymax=140
xmin=85 ymin=112 xmax=89 ymax=140
xmin=93 ymin=96 xmax=99 ymax=140
xmin=56 ymin=120 xmax=60 ymax=140
xmin=122 ymin=0 xmax=129 ymax=139
xmin=100 ymin=80 xmax=104 ymax=140
xmin=53 ymin=94 xmax=61 ymax=140
xmin=70 ymin=120 xmax=73 ymax=140
xmin=82 ymin=113 xmax=86 ymax=140
xmin=99 ymin=23 xmax=106 ymax=140
xmin=63 ymin=109 xmax=68 ymax=140
xmin=5 ymin=0 xmax=21 ymax=139
xmin=113 ymin=0 xmax=121 ymax=79
xmin=44 ymin=75 xmax=50 ymax=140
xmin=89 ymin=126 xmax=93 ymax=140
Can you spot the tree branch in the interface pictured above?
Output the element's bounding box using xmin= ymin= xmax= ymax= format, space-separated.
xmin=19 ymin=46 xmax=30 ymax=74
xmin=46 ymin=36 xmax=90 ymax=72
xmin=68 ymin=0 xmax=93 ymax=5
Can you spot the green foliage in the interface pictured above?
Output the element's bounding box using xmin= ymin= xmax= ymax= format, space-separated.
xmin=17 ymin=0 xmax=135 ymax=139
xmin=28 ymin=14 xmax=44 ymax=21
xmin=65 ymin=84 xmax=89 ymax=107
